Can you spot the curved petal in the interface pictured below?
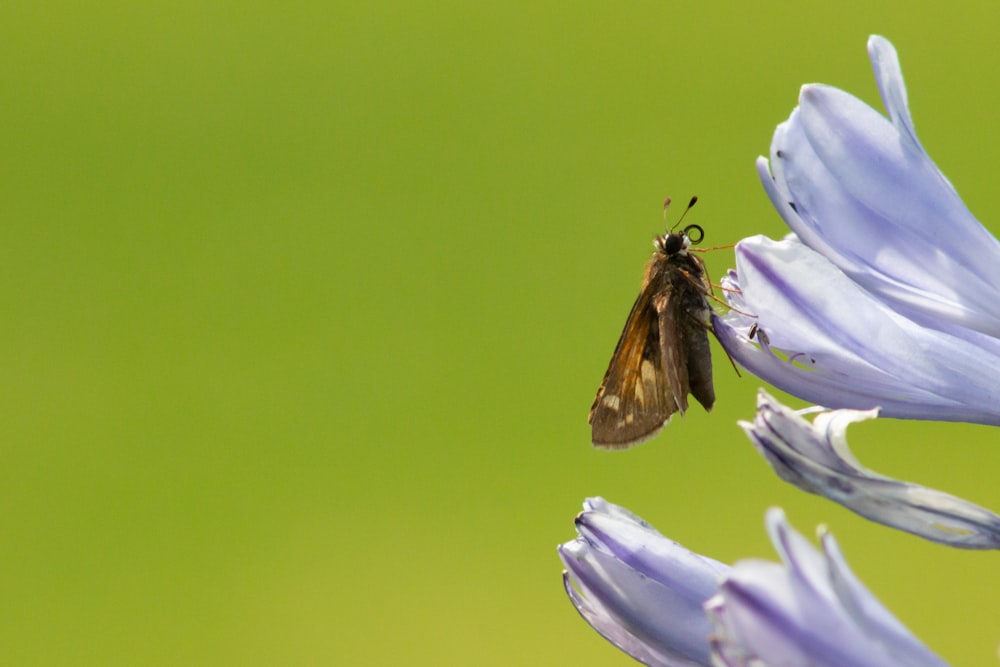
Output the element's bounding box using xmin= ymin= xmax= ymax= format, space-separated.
xmin=757 ymin=35 xmax=1000 ymax=339
xmin=705 ymin=509 xmax=950 ymax=667
xmin=562 ymin=571 xmax=676 ymax=666
xmin=559 ymin=498 xmax=721 ymax=666
xmin=575 ymin=501 xmax=729 ymax=598
xmin=715 ymin=235 xmax=1000 ymax=425
xmin=740 ymin=390 xmax=1000 ymax=548
xmin=820 ymin=532 xmax=951 ymax=666
xmin=868 ymin=35 xmax=919 ymax=151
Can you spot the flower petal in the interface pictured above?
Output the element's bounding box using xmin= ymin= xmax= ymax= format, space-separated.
xmin=739 ymin=390 xmax=1000 ymax=549
xmin=715 ymin=236 xmax=1000 ymax=425
xmin=560 ymin=548 xmax=706 ymax=667
xmin=559 ymin=498 xmax=723 ymax=666
xmin=867 ymin=35 xmax=918 ymax=152
xmin=574 ymin=501 xmax=729 ymax=597
xmin=561 ymin=572 xmax=684 ymax=667
xmin=705 ymin=509 xmax=950 ymax=667
xmin=819 ymin=530 xmax=951 ymax=665
xmin=759 ymin=35 xmax=1000 ymax=339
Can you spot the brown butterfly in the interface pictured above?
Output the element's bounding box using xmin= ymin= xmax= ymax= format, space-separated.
xmin=589 ymin=196 xmax=717 ymax=449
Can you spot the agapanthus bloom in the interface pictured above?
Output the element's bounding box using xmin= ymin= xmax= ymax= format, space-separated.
xmin=739 ymin=390 xmax=1000 ymax=549
xmin=714 ymin=35 xmax=1000 ymax=423
xmin=558 ymin=497 xmax=728 ymax=666
xmin=559 ymin=499 xmax=947 ymax=666
xmin=707 ymin=508 xmax=948 ymax=667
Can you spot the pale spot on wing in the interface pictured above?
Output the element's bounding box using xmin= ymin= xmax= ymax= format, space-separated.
xmin=602 ymin=395 xmax=621 ymax=410
xmin=624 ymin=414 xmax=635 ymax=424
xmin=640 ymin=359 xmax=657 ymax=383
xmin=635 ymin=359 xmax=657 ymax=407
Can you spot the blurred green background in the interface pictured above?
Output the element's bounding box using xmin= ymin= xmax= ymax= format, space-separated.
xmin=2 ymin=1 xmax=998 ymax=664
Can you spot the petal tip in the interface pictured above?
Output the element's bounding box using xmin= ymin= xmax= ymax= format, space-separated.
xmin=867 ymin=34 xmax=895 ymax=59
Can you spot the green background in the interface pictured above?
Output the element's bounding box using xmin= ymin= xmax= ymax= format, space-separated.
xmin=3 ymin=1 xmax=998 ymax=664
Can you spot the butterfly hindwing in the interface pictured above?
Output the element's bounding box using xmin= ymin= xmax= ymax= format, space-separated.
xmin=672 ymin=253 xmax=715 ymax=412
xmin=654 ymin=287 xmax=690 ymax=417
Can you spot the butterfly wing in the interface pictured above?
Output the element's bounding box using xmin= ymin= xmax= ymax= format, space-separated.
xmin=683 ymin=313 xmax=715 ymax=411
xmin=654 ymin=288 xmax=691 ymax=417
xmin=590 ymin=275 xmax=681 ymax=449
xmin=674 ymin=256 xmax=715 ymax=412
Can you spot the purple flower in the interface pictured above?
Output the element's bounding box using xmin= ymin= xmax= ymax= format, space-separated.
xmin=558 ymin=498 xmax=728 ymax=666
xmin=715 ymin=35 xmax=1000 ymax=424
xmin=707 ymin=508 xmax=949 ymax=667
xmin=740 ymin=390 xmax=1000 ymax=549
xmin=559 ymin=500 xmax=950 ymax=666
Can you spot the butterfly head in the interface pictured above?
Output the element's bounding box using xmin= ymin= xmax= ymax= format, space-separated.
xmin=655 ymin=223 xmax=704 ymax=256
xmin=656 ymin=195 xmax=701 ymax=256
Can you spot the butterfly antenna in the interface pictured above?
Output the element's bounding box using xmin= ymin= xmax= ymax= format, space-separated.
xmin=669 ymin=196 xmax=698 ymax=232
xmin=661 ymin=196 xmax=673 ymax=228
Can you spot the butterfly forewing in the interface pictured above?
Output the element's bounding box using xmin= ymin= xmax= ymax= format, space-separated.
xmin=590 ymin=266 xmax=682 ymax=449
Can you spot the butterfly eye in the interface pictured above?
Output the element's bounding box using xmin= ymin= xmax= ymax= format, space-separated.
xmin=683 ymin=224 xmax=704 ymax=245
